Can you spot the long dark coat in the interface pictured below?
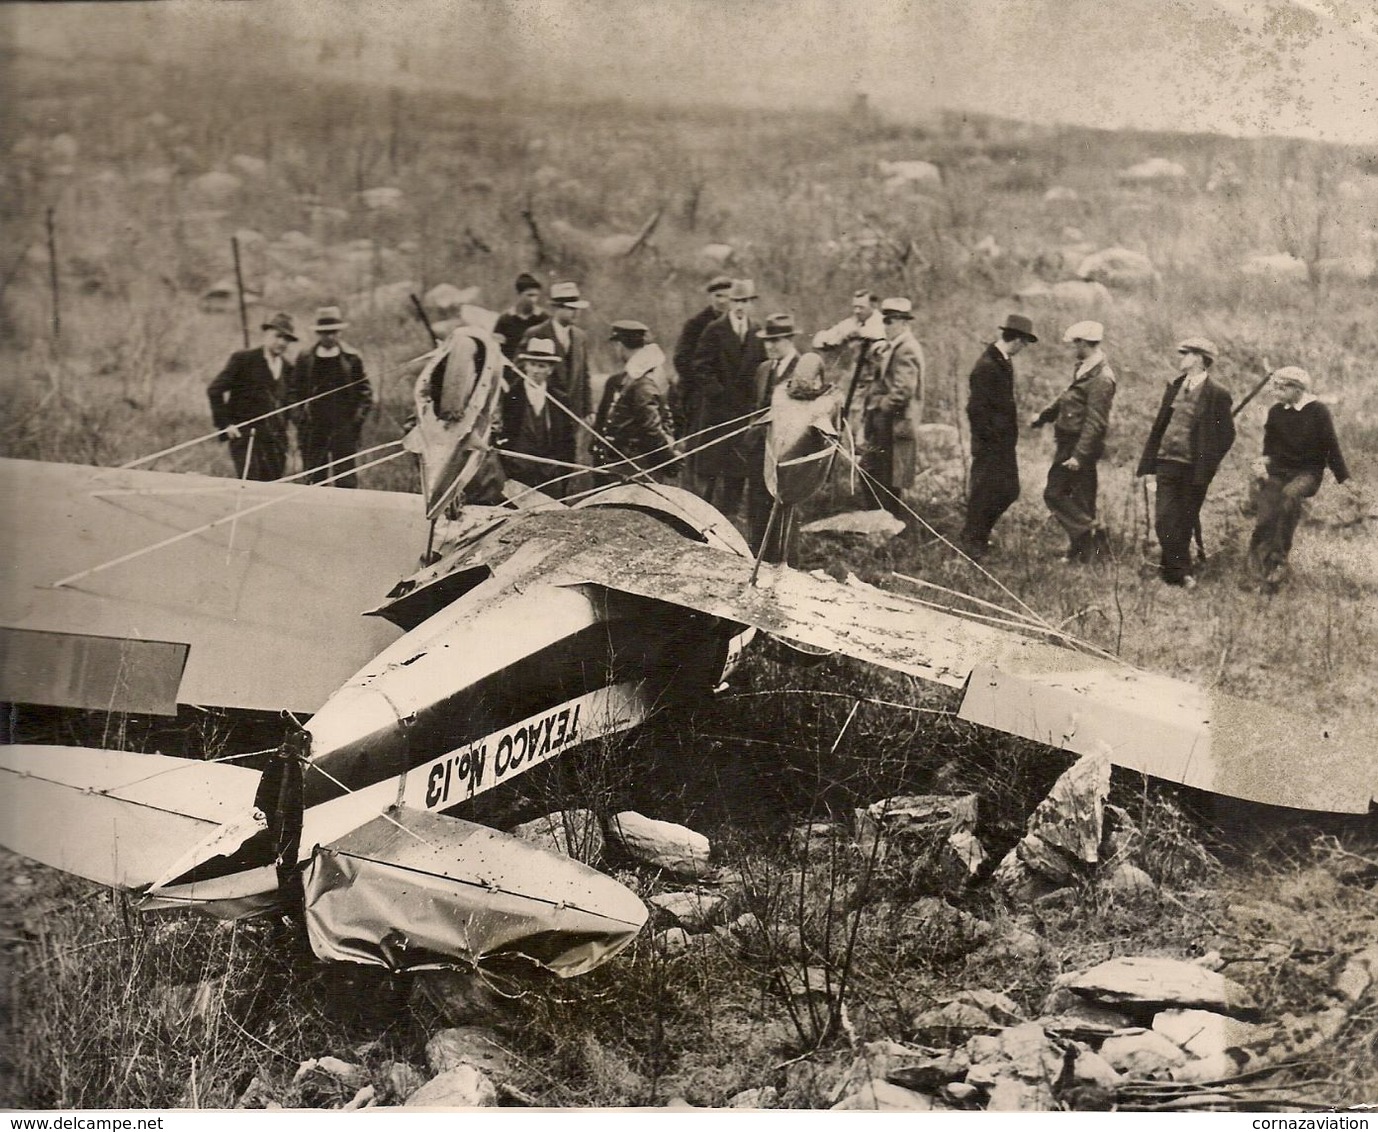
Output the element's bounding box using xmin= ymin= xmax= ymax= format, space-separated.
xmin=287 ymin=344 xmax=371 ymax=433
xmin=207 ymin=347 xmax=289 ymax=481
xmin=966 ymin=343 xmax=1017 ymax=454
xmin=689 ymin=313 xmax=766 ymax=479
xmin=498 ymin=384 xmax=564 ymax=494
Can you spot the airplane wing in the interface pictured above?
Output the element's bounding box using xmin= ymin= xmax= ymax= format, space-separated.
xmin=0 ymin=458 xmax=435 ymax=715
xmin=557 ymin=538 xmax=1377 ymax=814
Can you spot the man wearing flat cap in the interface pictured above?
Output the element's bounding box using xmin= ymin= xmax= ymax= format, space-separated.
xmin=1246 ymin=366 xmax=1355 ymax=589
xmin=861 ymin=297 xmax=925 ymax=517
xmin=287 ymin=305 xmax=372 ymax=487
xmin=593 ymin=321 xmax=679 ymax=483
xmin=689 ymin=278 xmax=767 ymax=513
xmin=1031 ymin=320 xmax=1116 ymax=562
xmin=494 ymin=273 xmax=547 ymax=362
xmin=960 ymin=313 xmax=1038 ymax=561
xmin=207 ymin=312 xmax=296 ymax=481
xmin=519 ymin=280 xmax=591 ymax=468
xmin=498 ymin=337 xmax=567 ymax=497
xmin=744 ymin=314 xmax=824 ymax=555
xmin=1136 ymin=337 xmax=1236 ymax=588
xmin=672 ymin=275 xmax=734 ymax=446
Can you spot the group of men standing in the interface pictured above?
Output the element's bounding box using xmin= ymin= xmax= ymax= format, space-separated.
xmin=208 ymin=274 xmax=1356 ymax=592
xmin=207 ymin=305 xmax=372 ymax=487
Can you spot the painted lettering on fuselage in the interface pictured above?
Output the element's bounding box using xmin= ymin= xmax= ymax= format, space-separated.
xmin=409 ymin=686 xmax=636 ymax=814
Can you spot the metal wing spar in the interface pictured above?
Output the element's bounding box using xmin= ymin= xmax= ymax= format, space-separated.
xmin=556 ymin=539 xmax=1376 ymax=814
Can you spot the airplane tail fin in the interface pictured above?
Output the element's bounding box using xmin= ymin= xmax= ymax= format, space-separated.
xmin=303 ymin=806 xmax=647 ymax=978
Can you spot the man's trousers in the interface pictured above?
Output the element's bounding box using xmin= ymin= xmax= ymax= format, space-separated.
xmin=1249 ymin=467 xmax=1321 ymax=579
xmin=962 ymin=444 xmax=1019 ymax=552
xmin=1043 ymin=435 xmax=1100 ymax=553
xmin=1153 ymin=460 xmax=1209 ymax=584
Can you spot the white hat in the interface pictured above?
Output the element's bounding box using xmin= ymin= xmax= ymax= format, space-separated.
xmin=879 ymin=297 xmax=914 ymax=320
xmin=1063 ymin=320 xmax=1104 ymax=343
xmin=1271 ymin=365 xmax=1311 ymax=390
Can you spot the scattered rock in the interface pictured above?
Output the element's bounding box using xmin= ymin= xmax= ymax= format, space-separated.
xmin=230 ymin=154 xmax=268 ymax=178
xmin=1240 ymin=253 xmax=1309 ymax=284
xmin=856 ymin=793 xmax=984 ymax=885
xmin=424 ymin=282 xmax=483 ymax=315
xmin=382 ymin=1060 xmax=427 ymax=1103
xmin=367 ymin=279 xmax=420 ymax=313
xmin=341 ymin=1085 xmax=376 ymax=1111
xmin=607 ymin=811 xmax=712 ymax=878
xmin=885 ymin=1051 xmax=970 ymax=1092
xmin=698 ymin=243 xmax=735 ymax=267
xmin=1098 ymin=1028 xmax=1188 ymax=1076
xmin=1118 ymin=158 xmax=1187 ymax=183
xmin=649 ymin=890 xmax=725 ymax=931
xmin=801 ymin=509 xmax=905 ymax=542
xmin=911 ymin=999 xmax=1001 ymax=1044
xmin=425 ymin=1026 xmax=514 ymax=1080
xmin=1043 ymin=186 xmax=1080 ymax=203
xmin=362 ymin=186 xmax=405 ymax=210
xmin=406 ymin=1064 xmax=498 ymax=1108
xmin=964 ymin=1022 xmax=1062 ymax=1111
xmin=786 ymin=820 xmax=847 ymax=857
xmin=1071 ymin=1048 xmax=1122 ymax=1089
xmin=944 ymin=1080 xmax=980 ymax=1103
xmin=1058 ymin=956 xmax=1259 ymax=1018
xmin=1038 ymin=995 xmax=1137 ymax=1040
xmin=1050 ymin=279 xmax=1114 ymax=306
xmin=1106 ymin=862 xmax=1156 ymax=896
xmin=1077 ymin=247 xmax=1158 ymax=290
xmin=1152 ymin=1008 xmax=1268 ymax=1060
xmin=509 ymin=809 xmax=604 ymax=863
xmin=725 ymin=1086 xmax=778 ymax=1108
xmin=191 ymin=171 xmax=243 ymax=200
xmin=655 ymin=926 xmax=692 ymax=953
xmin=878 ymin=159 xmax=943 ymax=188
xmin=832 ymin=1078 xmax=934 ymax=1110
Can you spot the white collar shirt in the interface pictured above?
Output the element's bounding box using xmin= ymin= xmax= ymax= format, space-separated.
xmin=264 ymin=348 xmax=284 ymax=381
xmin=1074 ymin=348 xmax=1105 ymax=380
xmin=524 ymin=381 xmax=548 ymax=416
xmin=552 ymin=322 xmax=571 ymax=350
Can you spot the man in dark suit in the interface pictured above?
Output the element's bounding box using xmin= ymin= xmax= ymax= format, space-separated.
xmin=518 ymin=280 xmax=591 ymax=467
xmin=287 ymin=306 xmax=372 ymax=487
xmin=206 ymin=312 xmax=295 ymax=481
xmin=672 ymin=275 xmax=733 ymax=443
xmin=498 ymin=338 xmax=566 ymax=497
xmin=1136 ymin=336 xmax=1236 ymax=588
xmin=689 ymin=278 xmax=766 ymax=513
xmin=960 ymin=313 xmax=1039 ymax=561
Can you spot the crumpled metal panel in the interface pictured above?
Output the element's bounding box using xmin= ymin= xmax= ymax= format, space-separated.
xmin=303 ymin=807 xmax=647 ymax=977
xmin=958 ymin=664 xmax=1378 ymax=814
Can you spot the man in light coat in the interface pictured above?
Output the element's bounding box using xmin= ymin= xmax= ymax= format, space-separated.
xmin=1136 ymin=336 xmax=1236 ymax=588
xmin=1031 ymin=320 xmax=1116 ymax=562
xmin=861 ymin=297 xmax=925 ymax=517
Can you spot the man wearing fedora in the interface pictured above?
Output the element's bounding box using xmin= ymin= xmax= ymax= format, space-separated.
xmin=1031 ymin=320 xmax=1116 ymax=562
xmin=494 ymin=273 xmax=547 ymax=362
xmin=745 ymin=314 xmax=824 ymax=556
xmin=207 ymin=311 xmax=295 ymax=482
xmin=689 ymin=278 xmax=767 ymax=513
xmin=288 ymin=305 xmax=372 ymax=487
xmin=518 ymin=281 xmax=591 ymax=468
xmin=498 ymin=337 xmax=567 ymax=497
xmin=861 ymin=298 xmax=925 ymax=518
xmin=672 ymin=275 xmax=734 ymax=443
xmin=1136 ymin=337 xmax=1236 ymax=588
xmin=960 ymin=313 xmax=1039 ymax=561
xmin=593 ymin=320 xmax=679 ymax=483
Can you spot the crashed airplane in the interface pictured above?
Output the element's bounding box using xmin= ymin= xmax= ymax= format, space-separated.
xmin=0 ymin=325 xmax=1373 ymax=981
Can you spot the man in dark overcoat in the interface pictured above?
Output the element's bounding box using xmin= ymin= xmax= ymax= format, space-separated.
xmin=960 ymin=313 xmax=1038 ymax=561
xmin=689 ymin=278 xmax=766 ymax=514
xmin=498 ymin=338 xmax=567 ymax=497
xmin=1136 ymin=336 xmax=1236 ymax=588
xmin=518 ymin=280 xmax=591 ymax=467
xmin=671 ymin=274 xmax=733 ymax=444
xmin=206 ymin=311 xmax=295 ymax=481
xmin=287 ymin=305 xmax=372 ymax=487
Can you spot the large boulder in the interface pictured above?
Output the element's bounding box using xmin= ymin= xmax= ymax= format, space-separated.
xmin=1152 ymin=1008 xmax=1268 ymax=1059
xmin=361 ymin=186 xmax=405 ymax=211
xmin=1077 ymin=247 xmax=1158 ymax=290
xmin=649 ymin=890 xmax=725 ymax=931
xmin=801 ymin=510 xmax=905 ymax=542
xmin=1057 ymin=956 xmax=1260 ymax=1018
xmin=424 ymin=283 xmax=483 ymax=315
xmin=425 ymin=1026 xmax=515 ymax=1079
xmin=1043 ymin=186 xmax=1080 ymax=203
xmin=607 ymin=811 xmax=713 ymax=878
xmin=1098 ymin=1029 xmax=1188 ymax=1076
xmin=230 ymin=154 xmax=268 ymax=178
xmin=995 ymin=749 xmax=1109 ymax=895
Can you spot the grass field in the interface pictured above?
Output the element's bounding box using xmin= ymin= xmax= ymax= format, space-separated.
xmin=2 ymin=34 xmax=1376 ymax=1111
